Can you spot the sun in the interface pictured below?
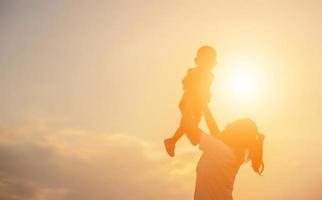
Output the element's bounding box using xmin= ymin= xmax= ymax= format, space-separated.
xmin=213 ymin=57 xmax=269 ymax=109
xmin=230 ymin=69 xmax=256 ymax=96
xmin=225 ymin=63 xmax=261 ymax=103
xmin=212 ymin=56 xmax=272 ymax=113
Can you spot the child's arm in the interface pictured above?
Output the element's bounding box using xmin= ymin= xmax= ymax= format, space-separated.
xmin=202 ymin=104 xmax=220 ymax=137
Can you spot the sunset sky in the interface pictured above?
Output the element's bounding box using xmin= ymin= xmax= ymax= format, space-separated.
xmin=1 ymin=1 xmax=322 ymax=199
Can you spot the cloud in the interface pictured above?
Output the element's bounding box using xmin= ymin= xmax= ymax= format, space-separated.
xmin=2 ymin=122 xmax=322 ymax=200
xmin=0 ymin=124 xmax=199 ymax=200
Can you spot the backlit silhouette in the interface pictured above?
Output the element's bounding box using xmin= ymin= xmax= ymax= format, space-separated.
xmin=164 ymin=47 xmax=265 ymax=199
xmin=164 ymin=46 xmax=217 ymax=156
xmin=193 ymin=105 xmax=265 ymax=200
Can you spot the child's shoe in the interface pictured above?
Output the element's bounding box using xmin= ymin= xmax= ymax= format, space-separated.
xmin=164 ymin=138 xmax=175 ymax=157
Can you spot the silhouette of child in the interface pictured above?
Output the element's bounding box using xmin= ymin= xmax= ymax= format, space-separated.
xmin=164 ymin=46 xmax=217 ymax=157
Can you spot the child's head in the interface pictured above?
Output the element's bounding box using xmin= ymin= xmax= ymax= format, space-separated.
xmin=194 ymin=46 xmax=217 ymax=69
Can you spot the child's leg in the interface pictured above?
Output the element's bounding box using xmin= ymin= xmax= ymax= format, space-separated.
xmin=164 ymin=112 xmax=200 ymax=157
xmin=169 ymin=126 xmax=185 ymax=143
xmin=179 ymin=106 xmax=203 ymax=145
xmin=183 ymin=119 xmax=203 ymax=146
xmin=164 ymin=125 xmax=184 ymax=157
xmin=164 ymin=101 xmax=188 ymax=157
xmin=170 ymin=109 xmax=201 ymax=143
xmin=164 ymin=102 xmax=202 ymax=157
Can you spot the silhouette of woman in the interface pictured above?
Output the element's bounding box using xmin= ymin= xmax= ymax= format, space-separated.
xmin=185 ymin=105 xmax=265 ymax=200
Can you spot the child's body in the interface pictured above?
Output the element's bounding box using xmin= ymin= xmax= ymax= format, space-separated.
xmin=164 ymin=46 xmax=217 ymax=157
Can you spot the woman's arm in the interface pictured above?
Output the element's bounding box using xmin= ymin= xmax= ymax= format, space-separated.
xmin=202 ymin=105 xmax=220 ymax=137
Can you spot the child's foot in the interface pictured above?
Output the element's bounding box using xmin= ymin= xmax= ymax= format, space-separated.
xmin=164 ymin=138 xmax=175 ymax=157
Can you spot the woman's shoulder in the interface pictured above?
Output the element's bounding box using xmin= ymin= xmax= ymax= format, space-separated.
xmin=199 ymin=133 xmax=236 ymax=159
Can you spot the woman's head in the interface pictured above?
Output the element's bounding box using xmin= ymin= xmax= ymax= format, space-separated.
xmin=222 ymin=119 xmax=265 ymax=175
xmin=194 ymin=46 xmax=217 ymax=69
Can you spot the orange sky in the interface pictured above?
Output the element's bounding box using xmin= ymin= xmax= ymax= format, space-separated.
xmin=1 ymin=1 xmax=322 ymax=200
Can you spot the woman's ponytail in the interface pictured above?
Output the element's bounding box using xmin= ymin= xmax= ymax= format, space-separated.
xmin=249 ymin=133 xmax=265 ymax=175
xmin=225 ymin=119 xmax=265 ymax=175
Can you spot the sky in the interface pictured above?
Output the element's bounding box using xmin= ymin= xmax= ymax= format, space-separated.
xmin=1 ymin=0 xmax=322 ymax=199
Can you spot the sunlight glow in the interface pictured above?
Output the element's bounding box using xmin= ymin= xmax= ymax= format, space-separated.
xmin=230 ymin=69 xmax=257 ymax=97
xmin=213 ymin=57 xmax=272 ymax=113
xmin=220 ymin=58 xmax=265 ymax=106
